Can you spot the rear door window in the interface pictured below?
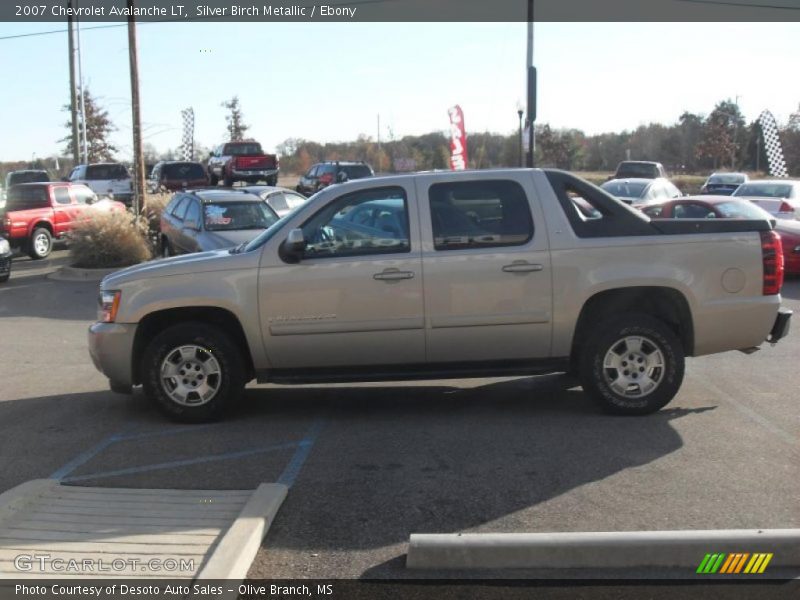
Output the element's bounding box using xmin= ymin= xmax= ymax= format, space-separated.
xmin=54 ymin=187 xmax=71 ymax=205
xmin=428 ymin=180 xmax=533 ymax=251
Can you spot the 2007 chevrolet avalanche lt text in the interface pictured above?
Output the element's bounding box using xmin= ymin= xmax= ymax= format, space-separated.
xmin=88 ymin=169 xmax=792 ymax=422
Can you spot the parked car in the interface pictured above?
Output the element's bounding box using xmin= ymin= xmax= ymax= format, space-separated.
xmin=240 ymin=185 xmax=310 ymax=217
xmin=0 ymin=182 xmax=124 ymax=259
xmin=88 ymin=169 xmax=789 ymax=422
xmin=207 ymin=141 xmax=279 ymax=187
xmin=732 ymin=180 xmax=800 ymax=220
xmin=612 ymin=161 xmax=668 ymax=180
xmin=600 ymin=178 xmax=682 ymax=207
xmin=295 ymin=161 xmax=374 ymax=196
xmin=69 ymin=163 xmax=133 ymax=205
xmin=700 ymin=172 xmax=748 ymax=196
xmin=774 ymin=220 xmax=800 ymax=275
xmin=148 ymin=161 xmax=209 ymax=193
xmin=0 ymin=235 xmax=11 ymax=283
xmin=640 ymin=196 xmax=775 ymax=221
xmin=159 ymin=189 xmax=279 ymax=257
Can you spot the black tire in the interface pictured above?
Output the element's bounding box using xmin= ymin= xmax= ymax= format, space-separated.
xmin=161 ymin=237 xmax=172 ymax=258
xmin=209 ymin=173 xmax=219 ymax=186
xmin=223 ymin=175 xmax=234 ymax=187
xmin=0 ymin=272 xmax=9 ymax=283
xmin=578 ymin=313 xmax=684 ymax=415
xmin=28 ymin=228 xmax=52 ymax=259
xmin=267 ymin=176 xmax=278 ymax=187
xmin=142 ymin=322 xmax=245 ymax=422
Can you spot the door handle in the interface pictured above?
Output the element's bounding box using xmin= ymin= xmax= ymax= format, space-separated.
xmin=502 ymin=262 xmax=544 ymax=273
xmin=373 ymin=269 xmax=415 ymax=281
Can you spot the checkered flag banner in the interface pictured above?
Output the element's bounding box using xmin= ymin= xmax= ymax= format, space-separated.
xmin=758 ymin=109 xmax=788 ymax=178
xmin=181 ymin=108 xmax=195 ymax=161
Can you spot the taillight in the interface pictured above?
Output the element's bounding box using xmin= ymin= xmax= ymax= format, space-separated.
xmin=761 ymin=230 xmax=784 ymax=295
xmin=778 ymin=201 xmax=793 ymax=214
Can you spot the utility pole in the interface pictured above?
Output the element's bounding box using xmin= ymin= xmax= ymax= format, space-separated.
xmin=377 ymin=113 xmax=382 ymax=172
xmin=67 ymin=2 xmax=80 ymax=165
xmin=127 ymin=0 xmax=145 ymax=214
xmin=526 ymin=0 xmax=536 ymax=168
xmin=76 ymin=16 xmax=88 ymax=163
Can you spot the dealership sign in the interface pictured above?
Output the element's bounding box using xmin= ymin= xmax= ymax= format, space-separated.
xmin=448 ymin=105 xmax=468 ymax=171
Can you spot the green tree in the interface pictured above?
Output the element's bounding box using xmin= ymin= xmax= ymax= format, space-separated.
xmin=222 ymin=96 xmax=249 ymax=141
xmin=60 ymin=88 xmax=118 ymax=162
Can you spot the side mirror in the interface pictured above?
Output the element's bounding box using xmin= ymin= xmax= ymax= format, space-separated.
xmin=280 ymin=228 xmax=306 ymax=263
xmin=86 ymin=194 xmax=97 ymax=205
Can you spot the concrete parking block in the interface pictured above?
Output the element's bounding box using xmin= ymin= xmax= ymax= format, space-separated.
xmin=0 ymin=479 xmax=287 ymax=579
xmin=406 ymin=530 xmax=800 ymax=570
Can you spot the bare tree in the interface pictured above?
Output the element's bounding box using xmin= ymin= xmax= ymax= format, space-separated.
xmin=222 ymin=96 xmax=249 ymax=141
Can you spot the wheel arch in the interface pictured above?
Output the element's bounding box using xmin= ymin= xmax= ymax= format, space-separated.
xmin=132 ymin=307 xmax=255 ymax=385
xmin=570 ymin=286 xmax=694 ymax=369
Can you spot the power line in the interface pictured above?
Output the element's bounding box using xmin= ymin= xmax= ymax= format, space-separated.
xmin=676 ymin=0 xmax=800 ymax=10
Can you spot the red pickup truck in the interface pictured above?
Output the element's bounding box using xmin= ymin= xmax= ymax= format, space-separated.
xmin=0 ymin=182 xmax=124 ymax=259
xmin=207 ymin=141 xmax=279 ymax=187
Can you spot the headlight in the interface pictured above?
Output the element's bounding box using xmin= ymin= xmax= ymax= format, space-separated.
xmin=99 ymin=290 xmax=122 ymax=323
xmin=0 ymin=238 xmax=9 ymax=254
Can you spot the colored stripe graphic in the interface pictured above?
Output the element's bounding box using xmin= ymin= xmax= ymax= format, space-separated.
xmin=698 ymin=553 xmax=773 ymax=574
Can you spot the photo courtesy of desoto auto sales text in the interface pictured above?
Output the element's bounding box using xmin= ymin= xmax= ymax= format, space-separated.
xmin=0 ymin=1 xmax=798 ymax=599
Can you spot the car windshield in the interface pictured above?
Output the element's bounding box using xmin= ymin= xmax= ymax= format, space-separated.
xmin=708 ymin=174 xmax=745 ymax=185
xmin=8 ymin=171 xmax=48 ymax=186
xmin=242 ymin=204 xmax=306 ymax=252
xmin=734 ymin=183 xmax=793 ymax=198
xmin=714 ymin=201 xmax=774 ymax=219
xmin=162 ymin=163 xmax=205 ymax=179
xmin=6 ymin=186 xmax=49 ymax=210
xmin=85 ymin=164 xmax=129 ymax=180
xmin=203 ymin=201 xmax=278 ymax=231
xmin=601 ymin=181 xmax=648 ymax=198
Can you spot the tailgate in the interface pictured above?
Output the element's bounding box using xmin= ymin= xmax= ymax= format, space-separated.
xmin=235 ymin=155 xmax=276 ymax=169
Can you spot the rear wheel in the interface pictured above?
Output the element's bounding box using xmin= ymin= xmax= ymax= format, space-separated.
xmin=28 ymin=228 xmax=52 ymax=259
xmin=578 ymin=313 xmax=684 ymax=415
xmin=209 ymin=173 xmax=219 ymax=186
xmin=161 ymin=236 xmax=172 ymax=258
xmin=142 ymin=323 xmax=245 ymax=422
xmin=223 ymin=174 xmax=234 ymax=187
xmin=267 ymin=176 xmax=278 ymax=186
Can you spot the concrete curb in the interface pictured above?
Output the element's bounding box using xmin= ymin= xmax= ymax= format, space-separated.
xmin=406 ymin=530 xmax=800 ymax=570
xmin=48 ymin=265 xmax=121 ymax=282
xmin=195 ymin=483 xmax=288 ymax=581
xmin=0 ymin=479 xmax=58 ymax=527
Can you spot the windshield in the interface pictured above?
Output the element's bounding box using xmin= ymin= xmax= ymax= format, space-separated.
xmin=733 ymin=183 xmax=793 ymax=198
xmin=6 ymin=186 xmax=49 ymax=210
xmin=601 ymin=181 xmax=648 ymax=198
xmin=85 ymin=164 xmax=129 ymax=180
xmin=8 ymin=171 xmax=48 ymax=186
xmin=616 ymin=163 xmax=658 ymax=178
xmin=162 ymin=163 xmax=205 ymax=179
xmin=242 ymin=203 xmax=306 ymax=252
xmin=708 ymin=174 xmax=745 ymax=185
xmin=225 ymin=143 xmax=262 ymax=155
xmin=714 ymin=201 xmax=774 ymax=219
xmin=203 ymin=201 xmax=278 ymax=231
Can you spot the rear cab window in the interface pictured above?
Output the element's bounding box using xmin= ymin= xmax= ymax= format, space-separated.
xmin=6 ymin=186 xmax=50 ymax=210
xmin=85 ymin=164 xmax=130 ymax=180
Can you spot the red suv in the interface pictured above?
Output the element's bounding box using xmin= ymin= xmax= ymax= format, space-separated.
xmin=0 ymin=182 xmax=124 ymax=258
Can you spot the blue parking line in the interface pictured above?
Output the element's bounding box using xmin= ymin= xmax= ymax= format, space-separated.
xmin=62 ymin=441 xmax=301 ymax=483
xmin=277 ymin=419 xmax=325 ymax=488
xmin=49 ymin=431 xmax=126 ymax=480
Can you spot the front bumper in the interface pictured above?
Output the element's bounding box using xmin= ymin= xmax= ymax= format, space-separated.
xmin=768 ymin=307 xmax=792 ymax=344
xmin=88 ymin=322 xmax=138 ymax=386
xmin=0 ymin=253 xmax=11 ymax=277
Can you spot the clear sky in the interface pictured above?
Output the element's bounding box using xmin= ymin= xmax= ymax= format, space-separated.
xmin=0 ymin=21 xmax=798 ymax=161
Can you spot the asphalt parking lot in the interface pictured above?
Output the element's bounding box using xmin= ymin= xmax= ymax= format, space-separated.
xmin=0 ymin=250 xmax=798 ymax=588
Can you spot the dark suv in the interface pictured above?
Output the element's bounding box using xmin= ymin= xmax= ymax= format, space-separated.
xmin=295 ymin=161 xmax=374 ymax=197
xmin=148 ymin=161 xmax=209 ymax=192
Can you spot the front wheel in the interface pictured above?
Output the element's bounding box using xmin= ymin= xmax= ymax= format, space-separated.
xmin=579 ymin=313 xmax=684 ymax=415
xmin=142 ymin=323 xmax=245 ymax=422
xmin=28 ymin=228 xmax=52 ymax=259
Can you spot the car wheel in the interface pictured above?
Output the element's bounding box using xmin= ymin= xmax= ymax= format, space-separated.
xmin=28 ymin=228 xmax=52 ymax=259
xmin=142 ymin=322 xmax=245 ymax=422
xmin=0 ymin=272 xmax=9 ymax=283
xmin=209 ymin=173 xmax=219 ymax=186
xmin=223 ymin=175 xmax=233 ymax=187
xmin=578 ymin=313 xmax=684 ymax=415
xmin=161 ymin=237 xmax=172 ymax=258
xmin=267 ymin=176 xmax=278 ymax=186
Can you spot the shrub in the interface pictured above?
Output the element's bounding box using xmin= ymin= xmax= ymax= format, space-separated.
xmin=142 ymin=192 xmax=171 ymax=250
xmin=69 ymin=210 xmax=152 ymax=269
